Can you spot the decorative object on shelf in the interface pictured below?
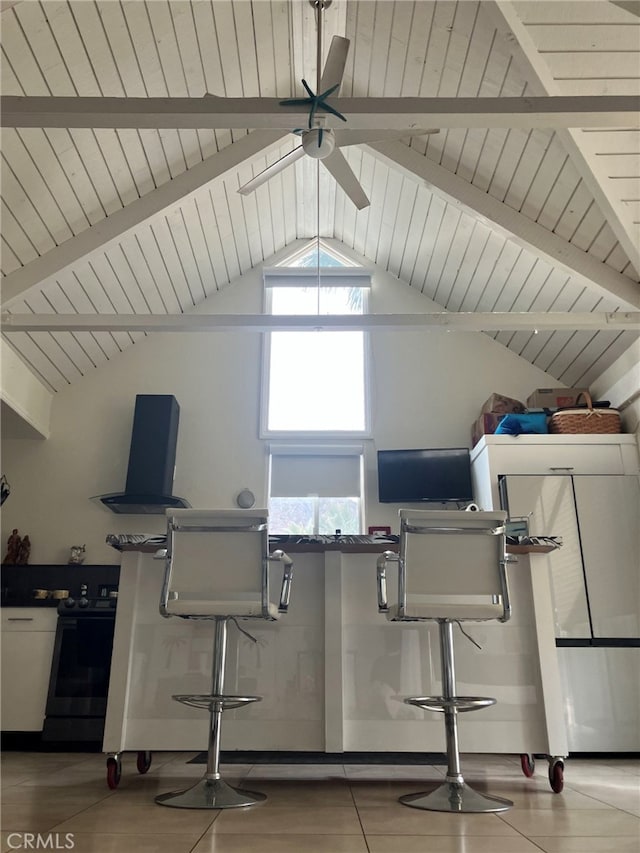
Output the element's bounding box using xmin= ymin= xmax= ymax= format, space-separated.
xmin=549 ymin=391 xmax=622 ymax=435
xmin=16 ymin=534 xmax=31 ymax=565
xmin=495 ymin=412 xmax=548 ymax=436
xmin=236 ymin=489 xmax=256 ymax=509
xmin=68 ymin=544 xmax=86 ymax=564
xmin=3 ymin=528 xmax=21 ymax=564
xmin=368 ymin=526 xmax=391 ymax=536
xmin=0 ymin=474 xmax=10 ymax=505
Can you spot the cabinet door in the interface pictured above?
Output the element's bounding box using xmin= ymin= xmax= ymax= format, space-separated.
xmin=1 ymin=615 xmax=57 ymax=731
xmin=573 ymin=475 xmax=640 ymax=638
xmin=503 ymin=475 xmax=591 ymax=638
xmin=557 ymin=647 xmax=640 ymax=751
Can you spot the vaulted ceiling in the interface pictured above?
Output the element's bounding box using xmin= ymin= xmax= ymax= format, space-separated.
xmin=1 ymin=0 xmax=639 ymax=395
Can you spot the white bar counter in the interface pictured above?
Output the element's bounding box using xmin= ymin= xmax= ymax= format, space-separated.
xmin=104 ymin=542 xmax=567 ymax=758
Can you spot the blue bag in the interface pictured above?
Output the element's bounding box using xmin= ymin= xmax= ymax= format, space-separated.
xmin=494 ymin=413 xmax=548 ymax=436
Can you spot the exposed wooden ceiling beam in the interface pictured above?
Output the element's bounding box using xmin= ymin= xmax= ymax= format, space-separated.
xmin=487 ymin=1 xmax=640 ymax=273
xmin=610 ymin=1 xmax=640 ymax=17
xmin=3 ymin=312 xmax=638 ymax=333
xmin=0 ymin=129 xmax=288 ymax=309
xmin=1 ymin=95 xmax=638 ymax=130
xmin=369 ymin=140 xmax=640 ymax=310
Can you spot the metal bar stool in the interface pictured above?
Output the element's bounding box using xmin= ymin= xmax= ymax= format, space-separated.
xmin=155 ymin=509 xmax=293 ymax=809
xmin=376 ymin=508 xmax=513 ymax=813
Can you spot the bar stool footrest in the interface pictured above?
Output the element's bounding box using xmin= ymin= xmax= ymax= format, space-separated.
xmin=172 ymin=694 xmax=261 ymax=712
xmin=405 ymin=695 xmax=496 ymax=714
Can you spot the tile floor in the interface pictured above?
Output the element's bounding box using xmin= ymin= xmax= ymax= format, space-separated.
xmin=1 ymin=752 xmax=639 ymax=853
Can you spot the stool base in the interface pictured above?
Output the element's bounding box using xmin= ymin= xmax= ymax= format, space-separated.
xmin=155 ymin=777 xmax=266 ymax=809
xmin=400 ymin=781 xmax=513 ymax=813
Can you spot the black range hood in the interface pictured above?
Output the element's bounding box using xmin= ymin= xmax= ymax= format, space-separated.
xmin=95 ymin=395 xmax=190 ymax=515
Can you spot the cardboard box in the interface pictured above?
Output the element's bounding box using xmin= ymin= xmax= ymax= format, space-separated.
xmin=480 ymin=393 xmax=525 ymax=415
xmin=526 ymin=388 xmax=590 ymax=409
xmin=472 ymin=412 xmax=505 ymax=447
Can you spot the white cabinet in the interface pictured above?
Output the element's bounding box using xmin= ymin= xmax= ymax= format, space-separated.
xmin=501 ymin=474 xmax=640 ymax=639
xmin=471 ymin=434 xmax=640 ymax=752
xmin=1 ymin=608 xmax=58 ymax=731
xmin=557 ymin=647 xmax=639 ymax=752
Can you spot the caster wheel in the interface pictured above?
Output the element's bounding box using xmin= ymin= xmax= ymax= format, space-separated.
xmin=106 ymin=757 xmax=121 ymax=790
xmin=136 ymin=750 xmax=152 ymax=774
xmin=520 ymin=753 xmax=535 ymax=778
xmin=549 ymin=761 xmax=564 ymax=793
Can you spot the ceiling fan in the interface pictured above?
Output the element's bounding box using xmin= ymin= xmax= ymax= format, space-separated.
xmin=237 ymin=0 xmax=438 ymax=210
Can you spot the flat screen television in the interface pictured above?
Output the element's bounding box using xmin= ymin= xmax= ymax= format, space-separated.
xmin=377 ymin=447 xmax=474 ymax=504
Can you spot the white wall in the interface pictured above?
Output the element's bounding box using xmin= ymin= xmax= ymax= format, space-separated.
xmin=590 ymin=338 xmax=640 ymax=451
xmin=1 ymin=339 xmax=53 ymax=439
xmin=1 ymin=250 xmax=558 ymax=564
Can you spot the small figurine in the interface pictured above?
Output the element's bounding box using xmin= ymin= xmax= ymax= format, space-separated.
xmin=68 ymin=544 xmax=86 ymax=565
xmin=16 ymin=534 xmax=31 ymax=565
xmin=0 ymin=475 xmax=10 ymax=506
xmin=3 ymin=528 xmax=21 ymax=564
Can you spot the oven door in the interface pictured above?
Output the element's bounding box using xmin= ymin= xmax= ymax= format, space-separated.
xmin=45 ymin=615 xmax=115 ymax=719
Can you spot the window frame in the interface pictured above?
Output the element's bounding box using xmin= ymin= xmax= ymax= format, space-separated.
xmin=260 ymin=256 xmax=372 ymax=440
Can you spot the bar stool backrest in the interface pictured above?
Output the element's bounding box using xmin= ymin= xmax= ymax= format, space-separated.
xmin=161 ymin=509 xmax=270 ymax=618
xmin=397 ymin=509 xmax=510 ymax=622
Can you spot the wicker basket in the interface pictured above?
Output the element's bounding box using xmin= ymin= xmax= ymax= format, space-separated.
xmin=549 ymin=391 xmax=622 ymax=435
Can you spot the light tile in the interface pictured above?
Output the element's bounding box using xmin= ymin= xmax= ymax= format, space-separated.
xmin=235 ymin=779 xmax=353 ymax=806
xmin=367 ymin=836 xmax=543 ymax=853
xmin=357 ymin=806 xmax=520 ymax=836
xmin=530 ymin=838 xmax=640 ymax=853
xmin=52 ymin=801 xmax=218 ymax=835
xmin=0 ymin=802 xmax=91 ymax=832
xmin=2 ymin=833 xmax=202 ymax=853
xmin=1 ymin=784 xmax=112 ymax=808
xmin=1 ymin=751 xmax=638 ymax=853
xmin=211 ymin=805 xmax=362 ymax=835
xmin=193 ymin=834 xmax=368 ymax=852
xmin=244 ymin=764 xmax=346 ymax=779
xmin=498 ymin=808 xmax=640 ymax=837
xmin=344 ymin=763 xmax=445 ymax=781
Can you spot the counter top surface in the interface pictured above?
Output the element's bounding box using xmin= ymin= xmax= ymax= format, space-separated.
xmin=111 ymin=537 xmax=559 ymax=556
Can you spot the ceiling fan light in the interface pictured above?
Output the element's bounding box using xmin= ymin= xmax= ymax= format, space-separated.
xmin=302 ymin=128 xmax=336 ymax=159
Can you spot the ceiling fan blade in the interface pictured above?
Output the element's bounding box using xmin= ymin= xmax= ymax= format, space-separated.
xmin=322 ymin=149 xmax=369 ymax=210
xmin=333 ymin=128 xmax=440 ymax=147
xmin=320 ymin=36 xmax=350 ymax=93
xmin=238 ymin=145 xmax=305 ymax=195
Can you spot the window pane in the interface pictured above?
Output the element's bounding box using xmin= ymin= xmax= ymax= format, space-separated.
xmin=271 ymin=286 xmax=364 ymax=316
xmin=268 ymin=496 xmax=361 ymax=535
xmin=268 ymin=331 xmax=365 ymax=431
xmin=268 ymin=497 xmax=315 ymax=535
xmin=318 ymin=498 xmax=360 ymax=535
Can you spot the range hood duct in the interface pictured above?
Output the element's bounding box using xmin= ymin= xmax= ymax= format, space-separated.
xmin=96 ymin=394 xmax=190 ymax=514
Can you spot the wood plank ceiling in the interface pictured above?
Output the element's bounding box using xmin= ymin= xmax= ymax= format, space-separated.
xmin=1 ymin=0 xmax=639 ymax=394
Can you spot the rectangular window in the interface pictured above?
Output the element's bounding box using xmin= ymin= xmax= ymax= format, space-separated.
xmin=262 ymin=263 xmax=371 ymax=437
xmin=269 ymin=445 xmax=363 ymax=535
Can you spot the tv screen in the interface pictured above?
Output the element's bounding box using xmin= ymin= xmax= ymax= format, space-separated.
xmin=377 ymin=447 xmax=474 ymax=504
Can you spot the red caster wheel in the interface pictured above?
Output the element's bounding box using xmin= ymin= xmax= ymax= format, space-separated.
xmin=136 ymin=751 xmax=152 ymax=774
xmin=549 ymin=760 xmax=564 ymax=793
xmin=520 ymin=753 xmax=535 ymax=778
xmin=106 ymin=756 xmax=121 ymax=790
